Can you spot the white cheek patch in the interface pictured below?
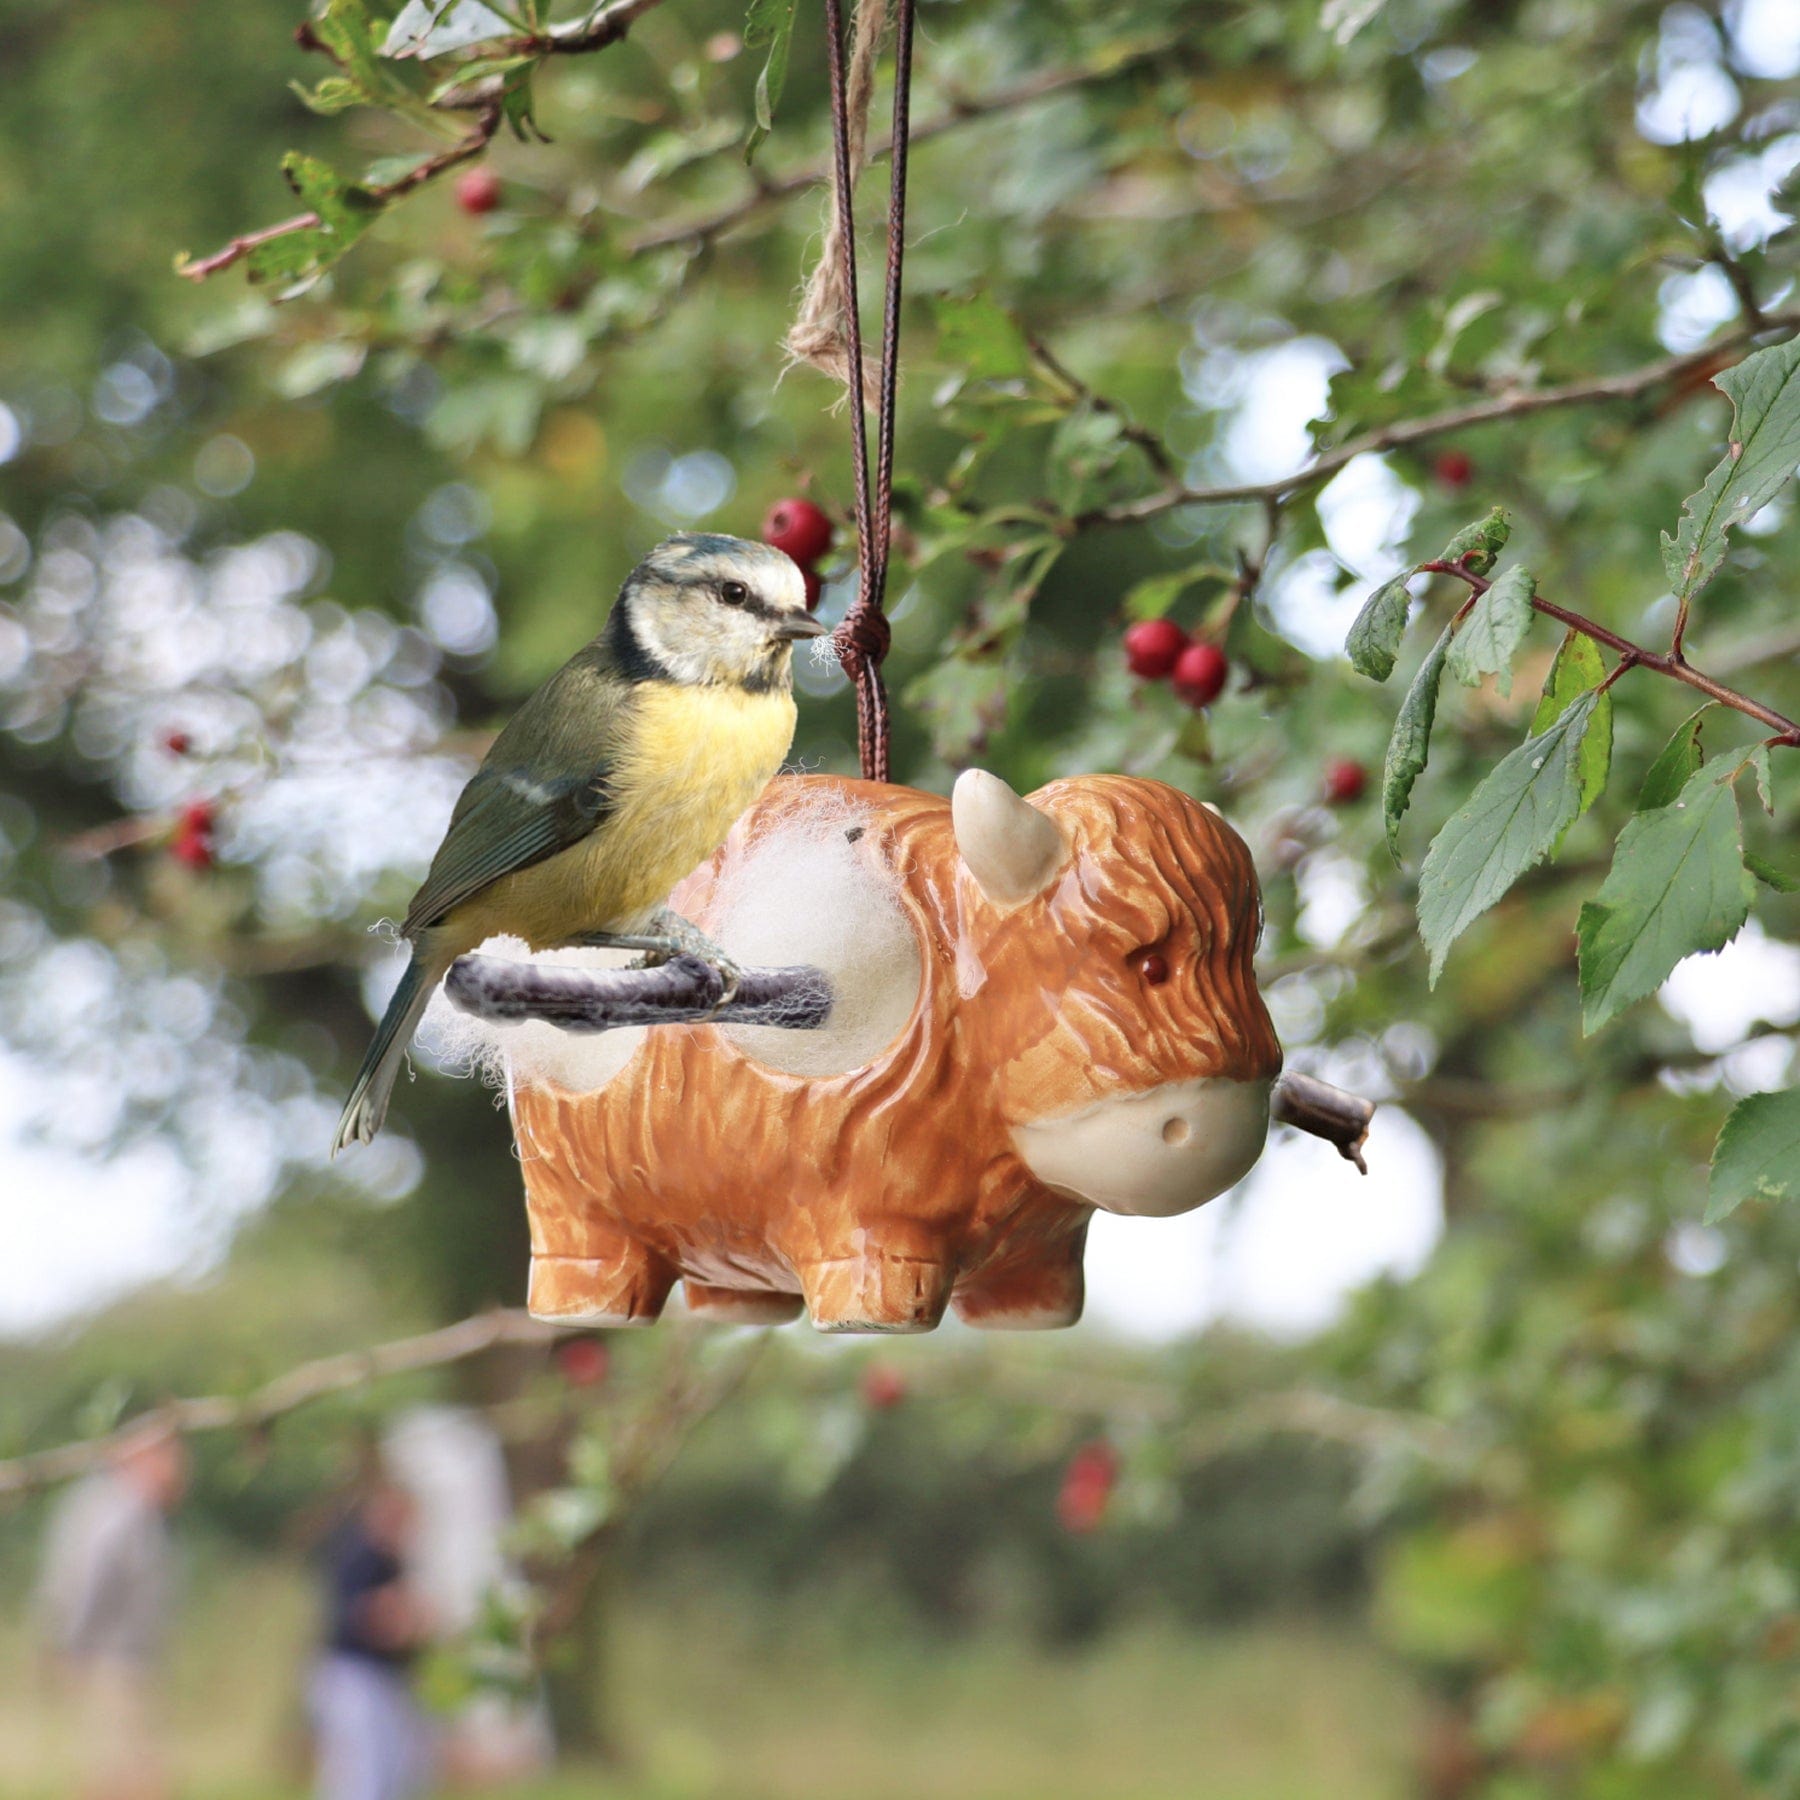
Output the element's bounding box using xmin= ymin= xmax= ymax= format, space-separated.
xmin=417 ymin=793 xmax=924 ymax=1092
xmin=1011 ymin=1077 xmax=1272 ymax=1218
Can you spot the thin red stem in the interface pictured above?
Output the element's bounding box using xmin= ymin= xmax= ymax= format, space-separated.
xmin=1417 ymin=561 xmax=1800 ymax=747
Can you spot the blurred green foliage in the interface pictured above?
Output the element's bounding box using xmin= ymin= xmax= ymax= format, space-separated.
xmin=2 ymin=0 xmax=1800 ymax=1791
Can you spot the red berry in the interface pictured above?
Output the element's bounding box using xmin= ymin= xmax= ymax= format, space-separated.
xmin=762 ymin=498 xmax=833 ymax=566
xmin=1171 ymin=641 xmax=1228 ymax=707
xmin=170 ymin=800 xmax=215 ymax=871
xmin=802 ymin=567 xmax=823 ymax=613
xmin=861 ymin=1364 xmax=907 ymax=1410
xmin=161 ymin=729 xmax=192 ymax=756
xmin=1434 ymin=450 xmax=1473 ymax=490
xmin=1056 ymin=1440 xmax=1119 ymax=1534
xmin=454 ymin=167 xmax=502 ymax=216
xmin=556 ymin=1339 xmax=609 ymax=1389
xmin=1324 ymin=758 xmax=1368 ymax=805
xmin=1123 ymin=617 xmax=1188 ymax=680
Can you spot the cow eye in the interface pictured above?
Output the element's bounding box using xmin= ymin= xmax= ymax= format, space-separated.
xmin=1132 ymin=949 xmax=1169 ymax=985
xmin=719 ymin=580 xmax=750 ymax=606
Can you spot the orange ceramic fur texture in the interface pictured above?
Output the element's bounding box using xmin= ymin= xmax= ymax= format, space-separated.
xmin=509 ymin=773 xmax=1281 ymax=1333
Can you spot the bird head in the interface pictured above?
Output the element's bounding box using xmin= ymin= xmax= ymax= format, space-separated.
xmin=612 ymin=533 xmax=829 ymax=692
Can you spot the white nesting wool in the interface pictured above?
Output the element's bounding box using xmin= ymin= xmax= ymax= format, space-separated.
xmin=711 ymin=790 xmax=921 ymax=1077
xmin=417 ymin=790 xmax=924 ymax=1094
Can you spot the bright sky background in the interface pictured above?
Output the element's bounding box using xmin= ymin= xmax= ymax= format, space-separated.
xmin=3 ymin=4 xmax=1797 ymax=1345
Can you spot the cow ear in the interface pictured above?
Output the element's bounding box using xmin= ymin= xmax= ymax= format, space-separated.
xmin=951 ymin=769 xmax=1069 ymax=907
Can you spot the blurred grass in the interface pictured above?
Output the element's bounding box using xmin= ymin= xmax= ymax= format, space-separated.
xmin=0 ymin=1553 xmax=1417 ymax=1799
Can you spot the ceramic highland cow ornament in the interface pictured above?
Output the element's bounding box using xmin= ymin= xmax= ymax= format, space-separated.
xmin=438 ymin=768 xmax=1334 ymax=1334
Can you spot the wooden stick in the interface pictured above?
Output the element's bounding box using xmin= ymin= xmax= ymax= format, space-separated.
xmin=444 ymin=952 xmax=833 ymax=1032
xmin=1271 ymin=1072 xmax=1375 ymax=1174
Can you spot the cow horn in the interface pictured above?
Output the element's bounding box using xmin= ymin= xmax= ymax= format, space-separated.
xmin=951 ymin=769 xmax=1069 ymax=907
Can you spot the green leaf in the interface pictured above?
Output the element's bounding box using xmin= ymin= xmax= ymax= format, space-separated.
xmin=932 ymin=292 xmax=1033 ymax=384
xmin=1638 ymin=708 xmax=1710 ymax=811
xmin=385 ymin=0 xmax=520 ymax=59
xmin=1532 ymin=631 xmax=1611 ymax=814
xmin=904 ymin=656 xmax=1014 ymax=765
xmin=1708 ymin=1088 xmax=1800 ymax=1222
xmin=743 ymin=0 xmax=800 ymax=161
xmin=1122 ymin=564 xmax=1223 ymax=622
xmin=1576 ymin=761 xmax=1754 ymax=1033
xmin=1438 ymin=506 xmax=1512 ymax=575
xmin=1416 ymin=692 xmax=1602 ymax=981
xmin=1746 ymin=852 xmax=1800 ymax=893
xmin=1049 ymin=406 xmax=1129 ymax=514
xmin=1446 ymin=565 xmax=1535 ymax=695
xmin=1662 ymin=334 xmax=1800 ymax=611
xmin=1346 ymin=574 xmax=1412 ymax=682
xmin=1382 ymin=624 xmax=1453 ymax=855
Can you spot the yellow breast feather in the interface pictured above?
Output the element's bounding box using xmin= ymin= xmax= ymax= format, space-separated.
xmin=448 ymin=681 xmax=796 ymax=950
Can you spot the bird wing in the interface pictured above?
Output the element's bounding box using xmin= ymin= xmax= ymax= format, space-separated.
xmin=401 ymin=659 xmax=623 ymax=936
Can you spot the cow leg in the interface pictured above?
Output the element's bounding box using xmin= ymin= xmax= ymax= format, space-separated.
xmin=798 ymin=1226 xmax=955 ymax=1334
xmin=528 ymin=1224 xmax=677 ymax=1328
xmin=682 ymin=1282 xmax=805 ymax=1326
xmin=952 ymin=1230 xmax=1087 ymax=1331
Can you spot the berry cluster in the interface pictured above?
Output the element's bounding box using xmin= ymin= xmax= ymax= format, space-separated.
xmin=1123 ymin=617 xmax=1228 ymax=709
xmin=761 ymin=497 xmax=833 ymax=612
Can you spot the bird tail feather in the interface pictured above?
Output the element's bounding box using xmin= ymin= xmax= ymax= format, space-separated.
xmin=330 ymin=951 xmax=442 ymax=1157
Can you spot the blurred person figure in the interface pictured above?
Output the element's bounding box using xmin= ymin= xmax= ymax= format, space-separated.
xmin=36 ymin=1416 xmax=188 ymax=1800
xmin=383 ymin=1406 xmax=553 ymax=1781
xmin=311 ymin=1477 xmax=439 ymax=1800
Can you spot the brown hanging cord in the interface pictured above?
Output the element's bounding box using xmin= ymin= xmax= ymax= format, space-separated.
xmin=819 ymin=0 xmax=915 ymax=783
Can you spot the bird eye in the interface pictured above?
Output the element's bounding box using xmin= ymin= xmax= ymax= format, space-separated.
xmin=1132 ymin=949 xmax=1170 ymax=986
xmin=719 ymin=580 xmax=750 ymax=606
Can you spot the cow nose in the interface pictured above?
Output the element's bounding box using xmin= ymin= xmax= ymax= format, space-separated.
xmin=1160 ymin=1116 xmax=1191 ymax=1145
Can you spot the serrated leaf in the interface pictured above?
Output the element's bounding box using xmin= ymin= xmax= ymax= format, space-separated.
xmin=385 ymin=0 xmax=519 ymax=58
xmin=1746 ymin=852 xmax=1800 ymax=892
xmin=1417 ymin=692 xmax=1601 ymax=981
xmin=1532 ymin=631 xmax=1611 ymax=814
xmin=1708 ymin=1088 xmax=1800 ymax=1222
xmin=904 ymin=656 xmax=1013 ymax=764
xmin=1439 ymin=507 xmax=1512 ymax=575
xmin=1638 ymin=708 xmax=1710 ymax=811
xmin=1447 ymin=565 xmax=1535 ymax=695
xmin=1382 ymin=624 xmax=1453 ymax=855
xmin=743 ymin=0 xmax=799 ymax=160
xmin=1346 ymin=574 xmax=1412 ymax=681
xmin=933 ymin=291 xmax=1032 ymax=383
xmin=1662 ymin=334 xmax=1800 ymax=610
xmin=1576 ymin=761 xmax=1754 ymax=1033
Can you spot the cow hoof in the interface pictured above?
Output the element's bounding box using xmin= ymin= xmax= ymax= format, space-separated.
xmin=528 ymin=1249 xmax=675 ymax=1327
xmin=682 ymin=1282 xmax=805 ymax=1325
xmin=951 ymin=1253 xmax=1085 ymax=1330
xmin=799 ymin=1253 xmax=952 ymax=1334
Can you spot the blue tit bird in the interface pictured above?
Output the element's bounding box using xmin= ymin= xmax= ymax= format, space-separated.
xmin=331 ymin=532 xmax=829 ymax=1154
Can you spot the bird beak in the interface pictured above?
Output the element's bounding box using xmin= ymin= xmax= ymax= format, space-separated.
xmin=772 ymin=614 xmax=830 ymax=641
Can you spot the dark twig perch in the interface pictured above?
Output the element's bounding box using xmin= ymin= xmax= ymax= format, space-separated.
xmin=445 ymin=954 xmax=1375 ymax=1168
xmin=445 ymin=952 xmax=834 ymax=1033
xmin=1270 ymin=1071 xmax=1376 ymax=1174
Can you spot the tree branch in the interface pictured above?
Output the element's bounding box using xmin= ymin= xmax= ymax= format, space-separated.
xmin=178 ymin=105 xmax=504 ymax=283
xmin=624 ymin=41 xmax=1180 ymax=255
xmin=1072 ymin=311 xmax=1800 ymax=529
xmin=0 ymin=1310 xmax=553 ymax=1499
xmin=1418 ymin=560 xmax=1800 ymax=748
